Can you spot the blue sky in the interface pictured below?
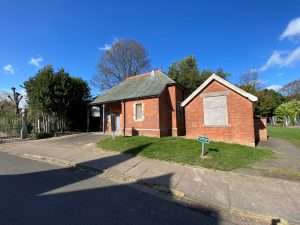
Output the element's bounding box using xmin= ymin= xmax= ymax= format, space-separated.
xmin=1 ymin=0 xmax=300 ymax=97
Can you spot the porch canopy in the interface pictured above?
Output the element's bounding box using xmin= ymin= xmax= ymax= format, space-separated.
xmin=89 ymin=70 xmax=175 ymax=133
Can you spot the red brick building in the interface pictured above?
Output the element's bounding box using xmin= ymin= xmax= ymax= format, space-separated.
xmin=90 ymin=71 xmax=263 ymax=146
xmin=90 ymin=69 xmax=189 ymax=137
xmin=181 ymin=74 xmax=258 ymax=146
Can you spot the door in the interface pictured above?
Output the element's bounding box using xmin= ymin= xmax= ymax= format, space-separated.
xmin=115 ymin=112 xmax=120 ymax=130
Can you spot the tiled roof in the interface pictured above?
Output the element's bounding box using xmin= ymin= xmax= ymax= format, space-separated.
xmin=91 ymin=71 xmax=175 ymax=105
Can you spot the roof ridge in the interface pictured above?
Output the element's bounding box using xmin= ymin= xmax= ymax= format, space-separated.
xmin=125 ymin=69 xmax=162 ymax=80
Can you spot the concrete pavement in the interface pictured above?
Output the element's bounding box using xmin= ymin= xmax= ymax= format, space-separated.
xmin=1 ymin=133 xmax=299 ymax=224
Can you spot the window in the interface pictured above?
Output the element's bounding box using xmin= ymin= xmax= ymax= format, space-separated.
xmin=177 ymin=101 xmax=183 ymax=121
xmin=203 ymin=95 xmax=228 ymax=126
xmin=135 ymin=103 xmax=143 ymax=120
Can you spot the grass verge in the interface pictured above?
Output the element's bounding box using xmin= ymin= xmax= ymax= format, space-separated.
xmin=97 ymin=136 xmax=273 ymax=171
xmin=268 ymin=126 xmax=300 ymax=148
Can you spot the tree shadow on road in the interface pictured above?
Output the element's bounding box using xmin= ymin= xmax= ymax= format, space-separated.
xmin=0 ymin=146 xmax=223 ymax=225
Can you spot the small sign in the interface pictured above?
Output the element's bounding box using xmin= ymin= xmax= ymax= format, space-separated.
xmin=197 ymin=136 xmax=209 ymax=144
xmin=197 ymin=136 xmax=209 ymax=158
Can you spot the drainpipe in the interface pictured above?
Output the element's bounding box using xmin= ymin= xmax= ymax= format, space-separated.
xmin=103 ymin=104 xmax=105 ymax=133
xmin=122 ymin=100 xmax=126 ymax=136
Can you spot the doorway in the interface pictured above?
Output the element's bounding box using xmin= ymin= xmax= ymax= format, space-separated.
xmin=115 ymin=112 xmax=120 ymax=130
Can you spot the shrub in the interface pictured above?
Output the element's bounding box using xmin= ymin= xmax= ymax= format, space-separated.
xmin=275 ymin=100 xmax=300 ymax=124
xmin=30 ymin=132 xmax=54 ymax=140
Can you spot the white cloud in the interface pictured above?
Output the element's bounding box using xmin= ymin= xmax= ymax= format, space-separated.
xmin=260 ymin=47 xmax=300 ymax=71
xmin=266 ymin=84 xmax=282 ymax=91
xmin=3 ymin=64 xmax=16 ymax=74
xmin=280 ymin=18 xmax=300 ymax=42
xmin=98 ymin=38 xmax=119 ymax=51
xmin=98 ymin=44 xmax=112 ymax=51
xmin=29 ymin=56 xmax=43 ymax=68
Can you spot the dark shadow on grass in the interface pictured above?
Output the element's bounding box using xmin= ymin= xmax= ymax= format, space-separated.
xmin=123 ymin=143 xmax=152 ymax=155
xmin=204 ymin=148 xmax=219 ymax=156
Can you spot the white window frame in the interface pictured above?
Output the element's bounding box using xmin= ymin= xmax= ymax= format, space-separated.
xmin=133 ymin=102 xmax=144 ymax=121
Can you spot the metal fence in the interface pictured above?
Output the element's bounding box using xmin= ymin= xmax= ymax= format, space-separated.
xmin=0 ymin=114 xmax=22 ymax=139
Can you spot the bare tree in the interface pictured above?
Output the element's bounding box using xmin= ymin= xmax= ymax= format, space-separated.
xmin=7 ymin=87 xmax=23 ymax=114
xmin=280 ymin=79 xmax=300 ymax=100
xmin=238 ymin=69 xmax=261 ymax=91
xmin=0 ymin=91 xmax=14 ymax=114
xmin=91 ymin=39 xmax=151 ymax=90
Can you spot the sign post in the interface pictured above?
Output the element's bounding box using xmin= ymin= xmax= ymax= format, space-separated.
xmin=197 ymin=136 xmax=209 ymax=158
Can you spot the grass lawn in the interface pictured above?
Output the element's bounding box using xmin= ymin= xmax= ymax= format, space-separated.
xmin=97 ymin=136 xmax=273 ymax=171
xmin=268 ymin=126 xmax=300 ymax=147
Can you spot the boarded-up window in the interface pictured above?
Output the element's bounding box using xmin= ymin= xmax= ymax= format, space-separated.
xmin=135 ymin=103 xmax=143 ymax=120
xmin=203 ymin=96 xmax=228 ymax=126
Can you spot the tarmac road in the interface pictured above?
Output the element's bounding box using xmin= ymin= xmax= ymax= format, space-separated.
xmin=0 ymin=151 xmax=233 ymax=225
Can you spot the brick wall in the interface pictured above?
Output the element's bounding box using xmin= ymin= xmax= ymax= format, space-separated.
xmin=254 ymin=117 xmax=268 ymax=142
xmin=159 ymin=87 xmax=173 ymax=136
xmin=176 ymin=85 xmax=189 ymax=136
xmin=123 ymin=97 xmax=161 ymax=137
xmin=184 ymin=80 xmax=256 ymax=146
xmin=159 ymin=84 xmax=189 ymax=137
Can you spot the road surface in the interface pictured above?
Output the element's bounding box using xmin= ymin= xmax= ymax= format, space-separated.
xmin=0 ymin=151 xmax=233 ymax=225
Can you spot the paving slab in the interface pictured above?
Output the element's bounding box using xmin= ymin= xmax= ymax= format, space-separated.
xmin=175 ymin=175 xmax=204 ymax=200
xmin=200 ymin=176 xmax=229 ymax=209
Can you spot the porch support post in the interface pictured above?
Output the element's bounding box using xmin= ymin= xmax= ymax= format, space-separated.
xmin=102 ymin=104 xmax=105 ymax=133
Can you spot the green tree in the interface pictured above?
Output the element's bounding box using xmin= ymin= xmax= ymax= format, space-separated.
xmin=167 ymin=56 xmax=230 ymax=93
xmin=24 ymin=65 xmax=90 ymax=133
xmin=275 ymin=100 xmax=300 ymax=124
xmin=52 ymin=68 xmax=73 ymax=133
xmin=199 ymin=68 xmax=230 ymax=85
xmin=67 ymin=77 xmax=91 ymax=131
xmin=167 ymin=56 xmax=201 ymax=92
xmin=255 ymin=89 xmax=286 ymax=117
xmin=24 ymin=65 xmax=55 ymax=132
